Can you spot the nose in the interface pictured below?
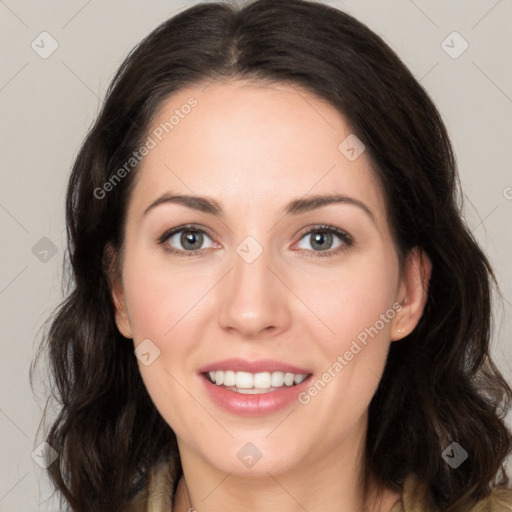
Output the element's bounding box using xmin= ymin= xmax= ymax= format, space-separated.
xmin=217 ymin=238 xmax=292 ymax=339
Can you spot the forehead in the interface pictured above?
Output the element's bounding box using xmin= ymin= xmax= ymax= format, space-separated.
xmin=129 ymin=79 xmax=387 ymax=225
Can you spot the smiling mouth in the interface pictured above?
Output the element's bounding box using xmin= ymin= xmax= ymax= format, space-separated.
xmin=203 ymin=370 xmax=311 ymax=394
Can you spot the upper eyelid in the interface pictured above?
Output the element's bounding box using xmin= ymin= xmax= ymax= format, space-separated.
xmin=158 ymin=223 xmax=215 ymax=242
xmin=297 ymin=224 xmax=351 ymax=239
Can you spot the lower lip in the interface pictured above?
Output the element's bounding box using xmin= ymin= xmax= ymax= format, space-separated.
xmin=200 ymin=373 xmax=312 ymax=416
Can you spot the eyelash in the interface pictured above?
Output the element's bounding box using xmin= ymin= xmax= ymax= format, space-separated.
xmin=156 ymin=223 xmax=353 ymax=258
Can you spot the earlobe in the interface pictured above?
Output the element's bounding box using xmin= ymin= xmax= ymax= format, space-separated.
xmin=103 ymin=243 xmax=133 ymax=339
xmin=391 ymin=247 xmax=432 ymax=341
xmin=111 ymin=281 xmax=133 ymax=339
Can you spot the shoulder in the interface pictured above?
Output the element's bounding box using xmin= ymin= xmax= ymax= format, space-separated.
xmin=399 ymin=474 xmax=512 ymax=512
xmin=474 ymin=485 xmax=512 ymax=511
xmin=125 ymin=456 xmax=181 ymax=512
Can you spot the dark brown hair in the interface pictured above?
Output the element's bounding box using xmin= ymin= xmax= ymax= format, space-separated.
xmin=31 ymin=0 xmax=512 ymax=510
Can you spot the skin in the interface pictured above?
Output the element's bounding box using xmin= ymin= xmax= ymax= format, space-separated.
xmin=110 ymin=79 xmax=431 ymax=512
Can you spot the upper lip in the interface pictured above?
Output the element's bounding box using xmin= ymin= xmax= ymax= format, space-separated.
xmin=198 ymin=358 xmax=312 ymax=374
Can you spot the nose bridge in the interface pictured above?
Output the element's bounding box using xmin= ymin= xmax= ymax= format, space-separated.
xmin=234 ymin=234 xmax=271 ymax=290
xmin=217 ymin=234 xmax=289 ymax=336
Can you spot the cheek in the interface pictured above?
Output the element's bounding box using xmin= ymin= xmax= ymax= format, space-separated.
xmin=328 ymin=256 xmax=399 ymax=392
xmin=298 ymin=262 xmax=398 ymax=415
xmin=121 ymin=253 xmax=209 ymax=431
xmin=123 ymin=239 xmax=399 ymax=357
xmin=293 ymin=250 xmax=399 ymax=349
xmin=122 ymin=248 xmax=206 ymax=341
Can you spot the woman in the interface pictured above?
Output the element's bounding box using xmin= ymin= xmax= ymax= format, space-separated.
xmin=31 ymin=0 xmax=512 ymax=511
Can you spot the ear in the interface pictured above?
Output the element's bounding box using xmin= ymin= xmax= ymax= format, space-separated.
xmin=103 ymin=243 xmax=133 ymax=339
xmin=391 ymin=247 xmax=432 ymax=341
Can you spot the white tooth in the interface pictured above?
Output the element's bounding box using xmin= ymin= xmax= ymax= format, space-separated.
xmin=223 ymin=385 xmax=283 ymax=394
xmin=235 ymin=371 xmax=254 ymax=389
xmin=294 ymin=374 xmax=306 ymax=384
xmin=253 ymin=372 xmax=271 ymax=389
xmin=224 ymin=370 xmax=236 ymax=386
xmin=284 ymin=372 xmax=295 ymax=386
xmin=233 ymin=387 xmax=274 ymax=394
xmin=213 ymin=370 xmax=304 ymax=389
xmin=271 ymin=371 xmax=285 ymax=387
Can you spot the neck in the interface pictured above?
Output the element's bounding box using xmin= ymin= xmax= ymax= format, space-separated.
xmin=172 ymin=415 xmax=400 ymax=512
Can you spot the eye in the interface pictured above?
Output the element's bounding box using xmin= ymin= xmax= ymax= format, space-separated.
xmin=157 ymin=224 xmax=217 ymax=256
xmin=295 ymin=225 xmax=353 ymax=258
xmin=157 ymin=223 xmax=353 ymax=258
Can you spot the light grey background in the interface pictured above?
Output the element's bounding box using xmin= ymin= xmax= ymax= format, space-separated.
xmin=1 ymin=0 xmax=511 ymax=510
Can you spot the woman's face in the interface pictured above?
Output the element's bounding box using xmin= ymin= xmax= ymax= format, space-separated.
xmin=111 ymin=79 xmax=428 ymax=477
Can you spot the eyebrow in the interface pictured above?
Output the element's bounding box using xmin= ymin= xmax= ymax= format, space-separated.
xmin=143 ymin=192 xmax=376 ymax=224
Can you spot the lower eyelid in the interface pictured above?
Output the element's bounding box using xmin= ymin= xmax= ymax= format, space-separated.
xmin=160 ymin=226 xmax=352 ymax=256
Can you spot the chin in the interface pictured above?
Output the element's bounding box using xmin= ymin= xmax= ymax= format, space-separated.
xmin=198 ymin=435 xmax=304 ymax=477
